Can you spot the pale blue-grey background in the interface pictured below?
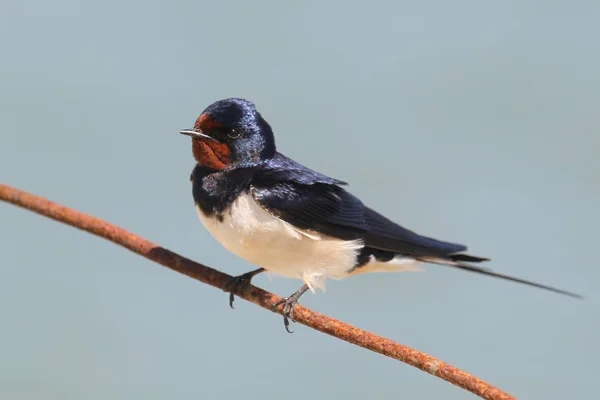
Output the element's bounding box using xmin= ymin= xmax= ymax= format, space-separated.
xmin=1 ymin=1 xmax=598 ymax=399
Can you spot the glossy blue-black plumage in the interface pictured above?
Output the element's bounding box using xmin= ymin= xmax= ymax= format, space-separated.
xmin=203 ymin=98 xmax=276 ymax=164
xmin=186 ymin=97 xmax=583 ymax=303
xmin=192 ymin=150 xmax=472 ymax=260
xmin=187 ymin=97 xmax=583 ymax=299
xmin=191 ymin=98 xmax=473 ymax=259
xmin=253 ymin=156 xmax=470 ymax=258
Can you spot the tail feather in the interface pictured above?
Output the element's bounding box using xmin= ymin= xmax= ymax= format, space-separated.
xmin=448 ymin=253 xmax=490 ymax=263
xmin=418 ymin=254 xmax=583 ymax=299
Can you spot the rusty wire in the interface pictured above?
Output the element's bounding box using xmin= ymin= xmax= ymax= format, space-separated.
xmin=0 ymin=183 xmax=516 ymax=400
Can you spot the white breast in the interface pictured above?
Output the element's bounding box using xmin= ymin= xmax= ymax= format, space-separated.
xmin=195 ymin=192 xmax=365 ymax=291
xmin=196 ymin=191 xmax=421 ymax=291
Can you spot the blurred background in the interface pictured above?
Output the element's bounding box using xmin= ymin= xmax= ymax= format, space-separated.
xmin=1 ymin=1 xmax=598 ymax=399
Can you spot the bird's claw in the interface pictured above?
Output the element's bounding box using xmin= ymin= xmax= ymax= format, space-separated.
xmin=272 ymin=296 xmax=300 ymax=333
xmin=225 ymin=268 xmax=264 ymax=309
xmin=271 ymin=284 xmax=310 ymax=333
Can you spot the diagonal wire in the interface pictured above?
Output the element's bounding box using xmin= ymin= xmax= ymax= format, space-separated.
xmin=0 ymin=183 xmax=515 ymax=400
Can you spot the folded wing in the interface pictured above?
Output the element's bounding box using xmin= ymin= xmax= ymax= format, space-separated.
xmin=251 ymin=161 xmax=582 ymax=298
xmin=251 ymin=176 xmax=470 ymax=259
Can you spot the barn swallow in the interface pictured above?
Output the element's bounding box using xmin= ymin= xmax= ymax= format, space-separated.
xmin=179 ymin=97 xmax=582 ymax=332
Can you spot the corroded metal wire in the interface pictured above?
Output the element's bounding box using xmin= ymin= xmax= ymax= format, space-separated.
xmin=0 ymin=183 xmax=515 ymax=400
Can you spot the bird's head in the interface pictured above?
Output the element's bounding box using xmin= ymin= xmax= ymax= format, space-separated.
xmin=179 ymin=98 xmax=276 ymax=170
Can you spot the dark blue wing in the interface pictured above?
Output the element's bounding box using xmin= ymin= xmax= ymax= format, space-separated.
xmin=362 ymin=207 xmax=467 ymax=255
xmin=252 ymin=156 xmax=586 ymax=298
xmin=251 ymin=181 xmax=368 ymax=239
xmin=258 ymin=152 xmax=348 ymax=186
xmin=251 ymin=165 xmax=470 ymax=257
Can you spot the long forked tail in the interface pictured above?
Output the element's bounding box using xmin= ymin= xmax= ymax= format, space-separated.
xmin=418 ymin=254 xmax=584 ymax=299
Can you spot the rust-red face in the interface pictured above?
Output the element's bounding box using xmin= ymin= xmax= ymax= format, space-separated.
xmin=179 ymin=98 xmax=277 ymax=170
xmin=180 ymin=113 xmax=233 ymax=171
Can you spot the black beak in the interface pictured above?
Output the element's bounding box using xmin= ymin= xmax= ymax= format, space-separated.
xmin=179 ymin=129 xmax=216 ymax=141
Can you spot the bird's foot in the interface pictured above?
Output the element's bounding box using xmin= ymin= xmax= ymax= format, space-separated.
xmin=272 ymin=284 xmax=310 ymax=333
xmin=225 ymin=268 xmax=265 ymax=308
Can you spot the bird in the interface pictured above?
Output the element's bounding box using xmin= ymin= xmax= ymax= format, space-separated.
xmin=179 ymin=97 xmax=582 ymax=332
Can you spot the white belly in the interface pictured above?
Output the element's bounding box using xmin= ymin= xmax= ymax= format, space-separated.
xmin=196 ymin=192 xmax=364 ymax=291
xmin=196 ymin=192 xmax=422 ymax=291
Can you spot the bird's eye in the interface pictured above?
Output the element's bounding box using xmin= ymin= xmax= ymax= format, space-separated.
xmin=227 ymin=129 xmax=242 ymax=139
